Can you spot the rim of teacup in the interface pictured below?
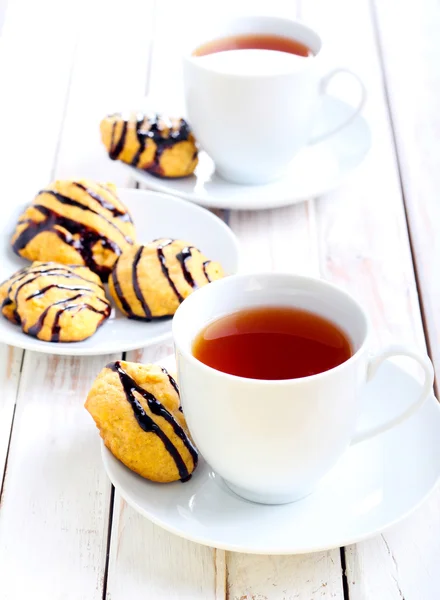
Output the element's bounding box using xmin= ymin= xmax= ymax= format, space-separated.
xmin=182 ymin=15 xmax=323 ymax=78
xmin=173 ymin=272 xmax=370 ymax=386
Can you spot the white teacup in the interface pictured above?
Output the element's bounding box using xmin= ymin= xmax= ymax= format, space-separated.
xmin=182 ymin=16 xmax=366 ymax=185
xmin=173 ymin=273 xmax=434 ymax=505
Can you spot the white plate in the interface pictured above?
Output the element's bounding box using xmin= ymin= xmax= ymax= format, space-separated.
xmin=102 ymin=356 xmax=440 ymax=554
xmin=0 ymin=190 xmax=239 ymax=355
xmin=123 ymin=96 xmax=371 ymax=211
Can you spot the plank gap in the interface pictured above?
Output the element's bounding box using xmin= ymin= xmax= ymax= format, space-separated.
xmin=102 ymin=485 xmax=115 ymax=600
xmin=103 ymin=349 xmax=125 ymax=599
xmin=368 ymin=0 xmax=437 ymax=394
xmin=0 ymin=0 xmax=10 ymax=40
xmin=18 ymin=349 xmax=25 ymax=375
xmin=0 ymin=347 xmax=25 ymax=507
xmin=50 ymin=35 xmax=80 ymax=180
xmin=340 ymin=547 xmax=350 ymax=600
xmin=222 ymin=209 xmax=231 ymax=226
xmin=144 ymin=0 xmax=157 ymax=98
xmin=0 ymin=402 xmax=16 ymax=508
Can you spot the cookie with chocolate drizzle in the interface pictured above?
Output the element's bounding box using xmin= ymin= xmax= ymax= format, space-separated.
xmin=11 ymin=180 xmax=136 ymax=281
xmin=108 ymin=238 xmax=224 ymax=320
xmin=85 ymin=360 xmax=198 ymax=483
xmin=0 ymin=261 xmax=111 ymax=342
xmin=100 ymin=112 xmax=198 ymax=178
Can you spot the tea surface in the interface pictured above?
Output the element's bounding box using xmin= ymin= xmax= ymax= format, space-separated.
xmin=192 ymin=306 xmax=352 ymax=380
xmin=193 ymin=33 xmax=313 ymax=58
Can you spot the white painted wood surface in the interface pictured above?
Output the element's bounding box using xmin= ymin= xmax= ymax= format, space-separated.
xmin=0 ymin=0 xmax=438 ymax=599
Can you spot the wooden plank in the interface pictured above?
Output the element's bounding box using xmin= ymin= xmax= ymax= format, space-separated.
xmin=229 ymin=202 xmax=320 ymax=276
xmin=227 ymin=552 xmax=345 ymax=600
xmin=0 ymin=0 xmax=80 ymax=201
xmin=108 ymin=492 xmax=217 ymax=600
xmin=0 ymin=353 xmax=117 ymax=600
xmin=299 ymin=1 xmax=440 ymax=599
xmin=0 ymin=3 xmax=80 ymax=592
xmin=54 ymin=0 xmax=155 ymax=185
xmin=300 ymin=0 xmax=425 ymax=350
xmin=0 ymin=0 xmax=80 ymax=549
xmin=371 ymin=0 xmax=440 ymax=380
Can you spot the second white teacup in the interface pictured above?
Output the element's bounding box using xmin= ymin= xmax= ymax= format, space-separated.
xmin=183 ymin=16 xmax=366 ymax=185
xmin=173 ymin=273 xmax=434 ymax=505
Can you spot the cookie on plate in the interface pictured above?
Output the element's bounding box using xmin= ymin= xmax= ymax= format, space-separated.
xmin=100 ymin=112 xmax=198 ymax=178
xmin=108 ymin=238 xmax=224 ymax=320
xmin=0 ymin=261 xmax=111 ymax=342
xmin=11 ymin=180 xmax=136 ymax=281
xmin=85 ymin=360 xmax=198 ymax=482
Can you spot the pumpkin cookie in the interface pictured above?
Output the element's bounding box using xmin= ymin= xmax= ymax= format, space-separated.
xmin=85 ymin=360 xmax=198 ymax=482
xmin=108 ymin=238 xmax=224 ymax=320
xmin=11 ymin=180 xmax=136 ymax=281
xmin=0 ymin=262 xmax=111 ymax=342
xmin=100 ymin=112 xmax=198 ymax=178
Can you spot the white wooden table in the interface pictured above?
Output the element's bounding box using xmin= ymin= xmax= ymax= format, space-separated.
xmin=0 ymin=0 xmax=439 ymax=598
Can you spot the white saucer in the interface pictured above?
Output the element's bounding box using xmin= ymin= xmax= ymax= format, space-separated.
xmin=102 ymin=356 xmax=440 ymax=554
xmin=124 ymin=96 xmax=371 ymax=211
xmin=0 ymin=190 xmax=239 ymax=355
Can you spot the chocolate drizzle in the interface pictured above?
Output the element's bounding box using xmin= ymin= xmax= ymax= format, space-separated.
xmin=202 ymin=260 xmax=212 ymax=283
xmin=111 ymin=251 xmax=153 ymax=321
xmin=176 ymin=246 xmax=197 ymax=289
xmin=161 ymin=366 xmax=180 ymax=396
xmin=108 ymin=361 xmax=197 ymax=481
xmin=110 ymin=260 xmax=136 ymax=318
xmin=131 ymin=246 xmax=152 ymax=320
xmin=109 ymin=118 xmax=128 ymax=160
xmin=25 ymin=283 xmax=103 ymax=301
xmin=157 ymin=239 xmax=184 ymax=303
xmin=4 ymin=264 xmax=98 ymax=301
xmin=148 ymin=117 xmax=191 ymax=177
xmin=131 ymin=115 xmax=148 ymax=167
xmin=73 ymin=182 xmax=132 ymax=222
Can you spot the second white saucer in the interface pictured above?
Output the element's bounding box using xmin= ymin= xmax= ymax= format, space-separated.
xmin=124 ymin=96 xmax=371 ymax=211
xmin=102 ymin=357 xmax=440 ymax=555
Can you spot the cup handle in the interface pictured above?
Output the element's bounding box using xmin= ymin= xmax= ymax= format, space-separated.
xmin=352 ymin=345 xmax=434 ymax=444
xmin=309 ymin=68 xmax=367 ymax=144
